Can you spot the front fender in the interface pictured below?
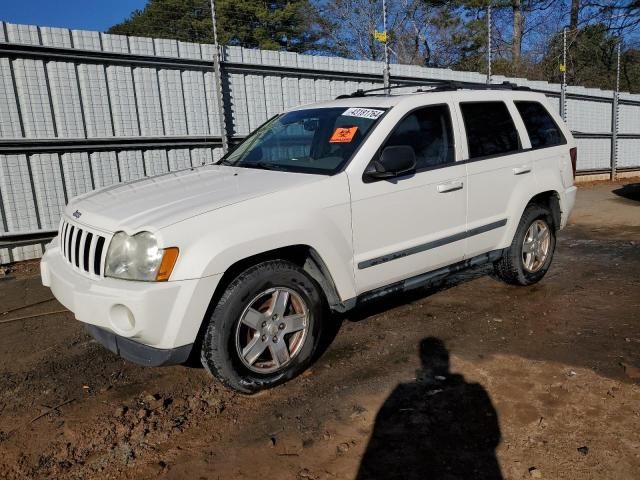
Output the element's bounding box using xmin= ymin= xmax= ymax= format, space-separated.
xmin=161 ymin=176 xmax=357 ymax=303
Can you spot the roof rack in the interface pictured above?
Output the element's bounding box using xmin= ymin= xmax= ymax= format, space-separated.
xmin=335 ymin=80 xmax=530 ymax=99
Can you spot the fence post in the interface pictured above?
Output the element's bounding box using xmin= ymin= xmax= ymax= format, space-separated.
xmin=610 ymin=41 xmax=621 ymax=181
xmin=560 ymin=27 xmax=567 ymax=121
xmin=382 ymin=0 xmax=390 ymax=93
xmin=486 ymin=3 xmax=492 ymax=84
xmin=209 ymin=0 xmax=229 ymax=154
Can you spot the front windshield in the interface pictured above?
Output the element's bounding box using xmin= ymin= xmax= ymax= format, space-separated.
xmin=220 ymin=107 xmax=387 ymax=174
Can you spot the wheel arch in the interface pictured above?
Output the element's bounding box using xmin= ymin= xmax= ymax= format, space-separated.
xmin=210 ymin=244 xmax=348 ymax=315
xmin=528 ymin=190 xmax=561 ymax=230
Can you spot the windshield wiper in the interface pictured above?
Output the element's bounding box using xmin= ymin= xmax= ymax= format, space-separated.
xmin=241 ymin=162 xmax=289 ymax=171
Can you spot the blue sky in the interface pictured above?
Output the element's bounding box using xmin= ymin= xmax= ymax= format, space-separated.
xmin=2 ymin=0 xmax=148 ymax=32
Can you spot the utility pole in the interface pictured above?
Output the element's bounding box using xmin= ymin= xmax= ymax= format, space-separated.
xmin=486 ymin=3 xmax=492 ymax=84
xmin=382 ymin=0 xmax=390 ymax=94
xmin=209 ymin=0 xmax=229 ymax=154
xmin=611 ymin=40 xmax=621 ymax=180
xmin=560 ymin=27 xmax=567 ymax=122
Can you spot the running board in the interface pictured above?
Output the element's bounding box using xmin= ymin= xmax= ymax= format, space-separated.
xmin=356 ymin=249 xmax=505 ymax=306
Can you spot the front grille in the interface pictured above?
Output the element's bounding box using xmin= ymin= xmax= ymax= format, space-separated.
xmin=59 ymin=219 xmax=108 ymax=277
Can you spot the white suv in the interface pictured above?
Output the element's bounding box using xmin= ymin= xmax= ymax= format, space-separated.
xmin=41 ymin=86 xmax=577 ymax=393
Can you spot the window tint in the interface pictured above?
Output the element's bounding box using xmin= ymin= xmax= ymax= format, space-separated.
xmin=460 ymin=102 xmax=520 ymax=158
xmin=515 ymin=101 xmax=566 ymax=149
xmin=384 ymin=105 xmax=455 ymax=170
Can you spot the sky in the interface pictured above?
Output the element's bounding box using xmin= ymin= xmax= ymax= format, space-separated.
xmin=2 ymin=0 xmax=148 ymax=32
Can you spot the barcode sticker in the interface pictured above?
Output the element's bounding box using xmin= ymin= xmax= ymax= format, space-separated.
xmin=342 ymin=108 xmax=385 ymax=120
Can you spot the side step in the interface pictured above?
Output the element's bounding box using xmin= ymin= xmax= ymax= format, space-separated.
xmin=356 ymin=249 xmax=505 ymax=306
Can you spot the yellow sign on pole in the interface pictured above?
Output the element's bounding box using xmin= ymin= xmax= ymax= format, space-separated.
xmin=374 ymin=30 xmax=387 ymax=43
xmin=559 ymin=63 xmax=566 ymax=73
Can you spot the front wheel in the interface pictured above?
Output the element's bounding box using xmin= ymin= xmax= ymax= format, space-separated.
xmin=200 ymin=260 xmax=325 ymax=394
xmin=494 ymin=204 xmax=556 ymax=286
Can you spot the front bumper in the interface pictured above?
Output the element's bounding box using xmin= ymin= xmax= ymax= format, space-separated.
xmin=86 ymin=324 xmax=192 ymax=366
xmin=41 ymin=240 xmax=222 ymax=356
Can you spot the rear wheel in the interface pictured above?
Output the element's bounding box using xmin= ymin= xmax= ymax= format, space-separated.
xmin=494 ymin=204 xmax=556 ymax=286
xmin=200 ymin=260 xmax=325 ymax=393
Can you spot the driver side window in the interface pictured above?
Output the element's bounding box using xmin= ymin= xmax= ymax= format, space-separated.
xmin=384 ymin=104 xmax=455 ymax=171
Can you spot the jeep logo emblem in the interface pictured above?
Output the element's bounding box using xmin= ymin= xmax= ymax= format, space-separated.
xmin=72 ymin=210 xmax=82 ymax=219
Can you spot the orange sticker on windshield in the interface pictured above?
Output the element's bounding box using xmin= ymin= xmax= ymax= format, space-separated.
xmin=329 ymin=126 xmax=358 ymax=143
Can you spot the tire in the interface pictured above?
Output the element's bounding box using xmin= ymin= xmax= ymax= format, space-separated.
xmin=200 ymin=259 xmax=325 ymax=394
xmin=494 ymin=204 xmax=556 ymax=286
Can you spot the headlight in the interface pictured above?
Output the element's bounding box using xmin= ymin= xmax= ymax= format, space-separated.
xmin=105 ymin=231 xmax=179 ymax=281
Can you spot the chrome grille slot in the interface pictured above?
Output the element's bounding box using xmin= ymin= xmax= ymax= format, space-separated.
xmin=59 ymin=219 xmax=109 ymax=277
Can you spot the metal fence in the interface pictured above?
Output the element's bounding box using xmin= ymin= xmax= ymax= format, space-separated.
xmin=1 ymin=21 xmax=639 ymax=264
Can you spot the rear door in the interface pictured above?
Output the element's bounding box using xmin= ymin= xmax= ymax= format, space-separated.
xmin=457 ymin=99 xmax=533 ymax=258
xmin=513 ymin=100 xmax=572 ymax=191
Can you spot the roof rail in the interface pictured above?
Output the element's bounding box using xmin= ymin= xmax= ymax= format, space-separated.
xmin=335 ymin=80 xmax=530 ymax=99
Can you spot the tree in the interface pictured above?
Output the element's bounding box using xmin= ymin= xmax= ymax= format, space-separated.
xmin=108 ymin=0 xmax=215 ymax=43
xmin=108 ymin=0 xmax=321 ymax=53
xmin=512 ymin=0 xmax=523 ymax=64
xmin=316 ymin=0 xmax=438 ymax=64
xmin=217 ymin=0 xmax=321 ymax=52
xmin=570 ymin=0 xmax=580 ymax=30
xmin=541 ymin=23 xmax=638 ymax=92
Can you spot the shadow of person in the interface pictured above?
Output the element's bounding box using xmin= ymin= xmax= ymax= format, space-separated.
xmin=356 ymin=337 xmax=503 ymax=480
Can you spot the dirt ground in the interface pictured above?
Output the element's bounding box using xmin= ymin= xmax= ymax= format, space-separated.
xmin=0 ymin=180 xmax=638 ymax=480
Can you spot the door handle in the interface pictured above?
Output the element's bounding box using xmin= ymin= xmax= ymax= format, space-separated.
xmin=437 ymin=180 xmax=464 ymax=193
xmin=513 ymin=166 xmax=531 ymax=175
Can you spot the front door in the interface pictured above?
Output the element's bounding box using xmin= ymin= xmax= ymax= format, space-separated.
xmin=348 ymin=103 xmax=468 ymax=294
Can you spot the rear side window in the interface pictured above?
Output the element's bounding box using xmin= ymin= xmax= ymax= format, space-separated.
xmin=460 ymin=102 xmax=520 ymax=159
xmin=384 ymin=104 xmax=455 ymax=170
xmin=515 ymin=101 xmax=566 ymax=149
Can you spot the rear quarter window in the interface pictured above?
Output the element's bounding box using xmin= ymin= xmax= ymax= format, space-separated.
xmin=515 ymin=101 xmax=566 ymax=149
xmin=460 ymin=102 xmax=520 ymax=159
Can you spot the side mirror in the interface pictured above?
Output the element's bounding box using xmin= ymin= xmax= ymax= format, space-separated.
xmin=364 ymin=145 xmax=417 ymax=181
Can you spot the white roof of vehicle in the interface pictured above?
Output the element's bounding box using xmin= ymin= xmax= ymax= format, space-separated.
xmin=289 ymin=87 xmax=549 ymax=111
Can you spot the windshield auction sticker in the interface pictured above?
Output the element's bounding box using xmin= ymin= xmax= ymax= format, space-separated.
xmin=342 ymin=108 xmax=385 ymax=119
xmin=330 ymin=126 xmax=359 ymax=143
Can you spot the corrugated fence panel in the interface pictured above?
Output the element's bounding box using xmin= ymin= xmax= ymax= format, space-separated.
xmin=566 ymin=99 xmax=612 ymax=133
xmin=182 ymin=70 xmax=210 ymax=135
xmin=1 ymin=21 xmax=639 ymax=263
xmin=0 ymin=58 xmax=22 ymax=138
xmin=144 ymin=149 xmax=168 ymax=177
xmin=619 ymin=104 xmax=640 ymax=135
xmin=91 ymin=151 xmax=119 ymax=187
xmin=0 ymin=154 xmax=39 ymax=232
xmin=618 ymin=139 xmax=640 ymax=168
xmin=168 ymin=149 xmax=191 ymax=171
xmin=12 ymin=58 xmax=56 ymax=138
xmin=576 ymin=138 xmax=611 ymax=170
xmin=61 ymin=152 xmax=92 ymax=197
xmin=106 ymin=66 xmax=139 ymax=136
xmin=134 ymin=67 xmax=164 ymax=136
xmin=118 ymin=150 xmax=145 ymax=182
xmin=77 ymin=63 xmax=113 ymax=137
xmin=30 ymin=153 xmax=66 ymax=229
xmin=158 ymin=69 xmax=187 ymax=135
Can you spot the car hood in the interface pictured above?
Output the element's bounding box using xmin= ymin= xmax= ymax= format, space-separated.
xmin=66 ymin=165 xmax=323 ymax=233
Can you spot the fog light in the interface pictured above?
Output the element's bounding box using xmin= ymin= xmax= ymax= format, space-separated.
xmin=110 ymin=304 xmax=135 ymax=332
